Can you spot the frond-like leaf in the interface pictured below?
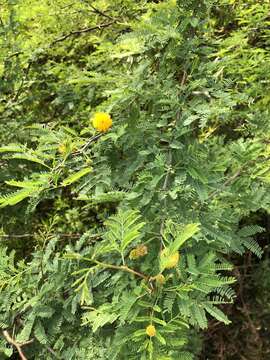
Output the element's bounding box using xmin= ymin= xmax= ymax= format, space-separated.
xmin=170 ymin=223 xmax=200 ymax=253
xmin=104 ymin=210 xmax=145 ymax=254
xmin=62 ymin=167 xmax=92 ymax=186
xmin=0 ymin=188 xmax=38 ymax=207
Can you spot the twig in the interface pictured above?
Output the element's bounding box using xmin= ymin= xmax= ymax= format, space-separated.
xmin=0 ymin=233 xmax=102 ymax=244
xmin=94 ymin=259 xmax=148 ymax=281
xmin=159 ymin=150 xmax=172 ymax=249
xmin=13 ymin=62 xmax=32 ymax=102
xmin=208 ymin=167 xmax=243 ymax=201
xmin=180 ymin=70 xmax=187 ymax=86
xmin=87 ymin=3 xmax=116 ymax=20
xmin=0 ymin=233 xmax=82 ymax=239
xmin=208 ymin=155 xmax=270 ymax=201
xmin=83 ymin=257 xmax=149 ymax=281
xmin=6 ymin=51 xmax=23 ymax=59
xmin=2 ymin=330 xmax=31 ymax=360
xmin=52 ymin=21 xmax=114 ymax=44
xmin=235 ymin=268 xmax=260 ymax=343
xmin=72 ymin=133 xmax=103 ymax=156
xmin=60 ymin=2 xmax=76 ymax=10
xmin=43 ymin=344 xmax=62 ymax=359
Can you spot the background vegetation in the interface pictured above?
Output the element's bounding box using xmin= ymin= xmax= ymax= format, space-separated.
xmin=0 ymin=0 xmax=270 ymax=359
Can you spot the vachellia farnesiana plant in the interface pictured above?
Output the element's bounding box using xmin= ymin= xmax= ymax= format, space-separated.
xmin=0 ymin=0 xmax=270 ymax=359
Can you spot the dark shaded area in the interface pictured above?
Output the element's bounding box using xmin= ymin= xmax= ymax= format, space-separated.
xmin=200 ymin=213 xmax=270 ymax=360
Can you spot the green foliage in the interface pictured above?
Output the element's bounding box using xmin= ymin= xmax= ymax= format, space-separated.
xmin=0 ymin=237 xmax=109 ymax=359
xmin=0 ymin=0 xmax=270 ymax=359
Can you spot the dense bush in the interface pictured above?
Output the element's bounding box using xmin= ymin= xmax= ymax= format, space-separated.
xmin=0 ymin=0 xmax=270 ymax=359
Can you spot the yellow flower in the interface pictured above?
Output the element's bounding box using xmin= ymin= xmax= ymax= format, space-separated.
xmin=129 ymin=244 xmax=148 ymax=260
xmin=58 ymin=143 xmax=67 ymax=155
xmin=160 ymin=249 xmax=180 ymax=269
xmin=92 ymin=112 xmax=112 ymax=132
xmin=146 ymin=324 xmax=156 ymax=337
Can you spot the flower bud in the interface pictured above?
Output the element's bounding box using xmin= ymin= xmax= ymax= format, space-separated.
xmin=155 ymin=273 xmax=166 ymax=285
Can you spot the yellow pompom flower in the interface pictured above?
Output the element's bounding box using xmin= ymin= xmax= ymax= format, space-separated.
xmin=129 ymin=244 xmax=148 ymax=260
xmin=166 ymin=251 xmax=180 ymax=269
xmin=58 ymin=143 xmax=67 ymax=155
xmin=92 ymin=112 xmax=112 ymax=132
xmin=160 ymin=249 xmax=180 ymax=269
xmin=146 ymin=324 xmax=156 ymax=337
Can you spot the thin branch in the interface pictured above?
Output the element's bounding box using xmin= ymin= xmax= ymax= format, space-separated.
xmin=121 ymin=265 xmax=148 ymax=281
xmin=52 ymin=21 xmax=115 ymax=44
xmin=235 ymin=268 xmax=260 ymax=343
xmin=96 ymin=260 xmax=148 ymax=281
xmin=88 ymin=4 xmax=116 ymax=20
xmin=158 ymin=105 xmax=182 ymax=248
xmin=2 ymin=330 xmax=30 ymax=360
xmin=72 ymin=133 xmax=103 ymax=156
xmin=208 ymin=156 xmax=270 ymax=201
xmin=79 ymin=0 xmax=116 ymax=20
xmin=42 ymin=344 xmax=62 ymax=359
xmin=13 ymin=61 xmax=32 ymax=102
xmin=208 ymin=167 xmax=243 ymax=201
xmin=60 ymin=2 xmax=76 ymax=10
xmin=0 ymin=233 xmax=102 ymax=244
xmin=4 ymin=327 xmax=62 ymax=360
xmin=85 ymin=258 xmax=149 ymax=281
xmin=0 ymin=233 xmax=82 ymax=239
xmin=180 ymin=70 xmax=187 ymax=86
xmin=6 ymin=51 xmax=23 ymax=59
xmin=159 ymin=150 xmax=172 ymax=248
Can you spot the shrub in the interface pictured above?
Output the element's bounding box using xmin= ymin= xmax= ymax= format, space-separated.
xmin=0 ymin=0 xmax=270 ymax=359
